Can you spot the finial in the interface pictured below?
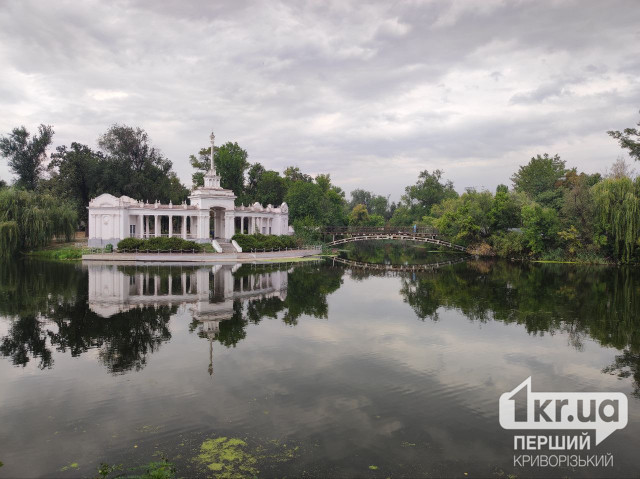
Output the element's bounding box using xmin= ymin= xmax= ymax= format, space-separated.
xmin=209 ymin=131 xmax=216 ymax=173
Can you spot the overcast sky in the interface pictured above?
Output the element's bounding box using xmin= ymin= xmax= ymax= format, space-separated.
xmin=1 ymin=0 xmax=639 ymax=200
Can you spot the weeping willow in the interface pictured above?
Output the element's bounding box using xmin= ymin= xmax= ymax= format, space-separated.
xmin=0 ymin=188 xmax=78 ymax=256
xmin=592 ymin=177 xmax=640 ymax=262
xmin=0 ymin=221 xmax=18 ymax=258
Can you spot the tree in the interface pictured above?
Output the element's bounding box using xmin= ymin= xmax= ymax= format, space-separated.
xmin=511 ymin=154 xmax=566 ymax=205
xmin=521 ymin=202 xmax=560 ymax=255
xmin=215 ymin=142 xmax=249 ymax=201
xmin=559 ymin=172 xmax=597 ymax=246
xmin=284 ymin=166 xmax=312 ymax=184
xmin=245 ymin=162 xmax=266 ymax=200
xmin=98 ymin=125 xmax=163 ymax=172
xmin=396 ymin=169 xmax=458 ymax=224
xmin=430 ymin=189 xmax=494 ymax=244
xmin=0 ymin=124 xmax=54 ymax=190
xmin=98 ymin=124 xmax=189 ymax=204
xmin=48 ymin=143 xmax=103 ymax=229
xmin=349 ymin=189 xmax=392 ymax=220
xmin=0 ymin=179 xmax=6 ymax=189
xmin=592 ymin=176 xmax=640 ymax=262
xmin=608 ymin=112 xmax=640 ymax=162
xmin=189 ymin=141 xmax=249 ymax=203
xmin=0 ymin=188 xmax=77 ymax=257
xmin=285 ymin=181 xmax=323 ymax=223
xmin=607 ymin=157 xmax=636 ymax=179
xmin=349 ymin=204 xmax=370 ymax=226
xmin=488 ymin=184 xmax=522 ymax=231
xmin=254 ymin=170 xmax=287 ymax=206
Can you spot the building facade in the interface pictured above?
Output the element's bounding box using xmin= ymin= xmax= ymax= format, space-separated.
xmin=88 ymin=133 xmax=291 ymax=248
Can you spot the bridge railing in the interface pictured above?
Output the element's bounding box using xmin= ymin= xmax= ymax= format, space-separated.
xmin=322 ymin=226 xmax=439 ymax=235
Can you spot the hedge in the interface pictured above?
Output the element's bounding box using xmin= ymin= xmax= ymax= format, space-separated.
xmin=117 ymin=237 xmax=204 ymax=251
xmin=232 ymin=233 xmax=298 ymax=251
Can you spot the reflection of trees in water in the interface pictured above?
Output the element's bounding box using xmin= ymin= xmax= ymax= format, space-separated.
xmin=395 ymin=260 xmax=640 ymax=395
xmin=191 ymin=263 xmax=345 ymax=348
xmin=0 ymin=315 xmax=53 ymax=369
xmin=0 ymin=260 xmax=174 ymax=374
xmin=341 ymin=240 xmax=458 ymax=267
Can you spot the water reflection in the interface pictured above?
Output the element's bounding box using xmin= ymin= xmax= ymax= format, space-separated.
xmin=1 ymin=258 xmax=639 ymax=391
xmin=0 ymin=260 xmax=345 ymax=375
xmin=1 ymin=257 xmax=640 ymax=476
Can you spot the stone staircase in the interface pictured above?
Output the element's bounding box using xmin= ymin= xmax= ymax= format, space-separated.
xmin=216 ymin=240 xmax=237 ymax=254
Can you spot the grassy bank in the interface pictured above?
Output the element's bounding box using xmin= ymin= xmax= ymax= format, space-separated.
xmin=25 ymin=243 xmax=86 ymax=260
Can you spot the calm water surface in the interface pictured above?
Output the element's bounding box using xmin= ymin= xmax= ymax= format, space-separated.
xmin=1 ymin=247 xmax=639 ymax=477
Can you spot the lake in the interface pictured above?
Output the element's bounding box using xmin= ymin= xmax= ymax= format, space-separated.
xmin=1 ymin=248 xmax=639 ymax=477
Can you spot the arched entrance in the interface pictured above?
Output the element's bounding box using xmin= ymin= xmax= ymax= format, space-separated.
xmin=210 ymin=207 xmax=227 ymax=239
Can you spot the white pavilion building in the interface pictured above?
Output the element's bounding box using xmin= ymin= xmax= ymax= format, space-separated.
xmin=88 ymin=133 xmax=291 ymax=248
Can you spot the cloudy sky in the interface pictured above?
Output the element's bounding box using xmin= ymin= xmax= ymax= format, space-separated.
xmin=1 ymin=0 xmax=639 ymax=200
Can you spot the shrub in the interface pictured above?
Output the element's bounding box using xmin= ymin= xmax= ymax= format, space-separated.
xmin=232 ymin=233 xmax=297 ymax=251
xmin=117 ymin=237 xmax=203 ymax=252
xmin=105 ymin=243 xmax=113 ymax=253
xmin=490 ymin=231 xmax=527 ymax=258
xmin=117 ymin=238 xmax=144 ymax=250
xmin=467 ymin=242 xmax=495 ymax=256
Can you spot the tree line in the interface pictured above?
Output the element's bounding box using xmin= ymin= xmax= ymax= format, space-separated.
xmin=1 ymin=113 xmax=640 ymax=262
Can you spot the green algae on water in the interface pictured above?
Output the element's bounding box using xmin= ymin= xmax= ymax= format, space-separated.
xmin=194 ymin=437 xmax=258 ymax=478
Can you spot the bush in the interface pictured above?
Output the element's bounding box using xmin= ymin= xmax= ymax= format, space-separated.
xmin=467 ymin=242 xmax=495 ymax=256
xmin=117 ymin=238 xmax=144 ymax=250
xmin=232 ymin=233 xmax=298 ymax=251
xmin=117 ymin=237 xmax=203 ymax=252
xmin=490 ymin=231 xmax=527 ymax=258
xmin=105 ymin=243 xmax=113 ymax=253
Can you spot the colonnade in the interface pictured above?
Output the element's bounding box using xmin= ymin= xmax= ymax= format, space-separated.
xmin=132 ymin=213 xmax=207 ymax=239
xmin=236 ymin=215 xmax=275 ymax=235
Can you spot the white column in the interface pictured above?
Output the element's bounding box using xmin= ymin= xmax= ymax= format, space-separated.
xmin=225 ymin=211 xmax=234 ymax=239
xmin=181 ymin=214 xmax=187 ymax=239
xmin=137 ymin=214 xmax=143 ymax=238
xmin=168 ymin=215 xmax=173 ymax=238
xmin=145 ymin=215 xmax=150 ymax=238
xmin=154 ymin=215 xmax=160 ymax=237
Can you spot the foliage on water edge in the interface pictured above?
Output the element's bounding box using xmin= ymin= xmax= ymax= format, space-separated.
xmin=96 ymin=457 xmax=175 ymax=479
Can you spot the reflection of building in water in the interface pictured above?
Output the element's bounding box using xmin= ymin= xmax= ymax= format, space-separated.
xmin=88 ymin=264 xmax=289 ymax=375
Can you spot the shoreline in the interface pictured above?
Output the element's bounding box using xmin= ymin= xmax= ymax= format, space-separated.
xmin=81 ymin=248 xmax=322 ymax=263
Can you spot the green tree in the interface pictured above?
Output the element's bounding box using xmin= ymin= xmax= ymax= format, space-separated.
xmin=592 ymin=176 xmax=640 ymax=262
xmin=608 ymin=112 xmax=640 ymax=161
xmin=47 ymin=143 xmax=102 ymax=230
xmin=98 ymin=125 xmax=189 ymax=204
xmin=521 ymin=202 xmax=560 ymax=255
xmin=245 ymin=162 xmax=266 ymax=200
xmin=394 ymin=170 xmax=457 ymax=225
xmin=283 ymin=166 xmax=312 ymax=184
xmin=190 ymin=142 xmax=249 ymax=203
xmin=0 ymin=124 xmax=54 ymax=190
xmin=349 ymin=189 xmax=392 ymax=220
xmin=285 ymin=181 xmax=323 ymax=223
xmin=0 ymin=188 xmax=77 ymax=257
xmin=488 ymin=184 xmax=522 ymax=231
xmin=430 ymin=189 xmax=493 ymax=244
xmin=216 ymin=142 xmax=249 ymax=201
xmin=511 ymin=153 xmax=566 ymax=207
xmin=559 ymin=172 xmax=597 ymax=246
xmin=254 ymin=170 xmax=287 ymax=206
xmin=349 ymin=204 xmax=370 ymax=226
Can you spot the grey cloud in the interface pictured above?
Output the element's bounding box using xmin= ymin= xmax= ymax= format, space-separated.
xmin=1 ymin=0 xmax=640 ymax=197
